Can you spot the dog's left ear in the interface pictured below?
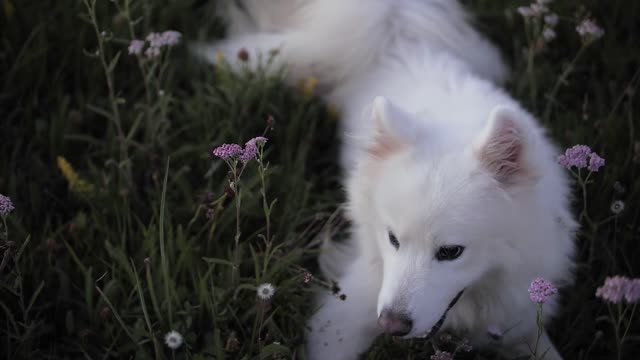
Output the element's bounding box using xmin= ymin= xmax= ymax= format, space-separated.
xmin=366 ymin=96 xmax=421 ymax=159
xmin=474 ymin=106 xmax=536 ymax=185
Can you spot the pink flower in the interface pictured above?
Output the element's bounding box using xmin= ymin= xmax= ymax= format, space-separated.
xmin=557 ymin=144 xmax=605 ymax=172
xmin=625 ymin=279 xmax=640 ymax=303
xmin=146 ymin=32 xmax=164 ymax=48
xmin=161 ymin=31 xmax=182 ymax=46
xmin=626 ymin=280 xmax=640 ymax=302
xmin=146 ymin=31 xmax=182 ymax=48
xmin=128 ymin=39 xmax=145 ymax=55
xmin=212 ymin=143 xmax=243 ymax=160
xmin=213 ymin=137 xmax=268 ymax=163
xmin=240 ymin=137 xmax=268 ymax=163
xmin=596 ymin=276 xmax=628 ymax=304
xmin=145 ymin=46 xmax=161 ymax=59
xmin=588 ymin=153 xmax=605 ymax=172
xmin=528 ymin=277 xmax=557 ymax=304
xmin=596 ymin=276 xmax=640 ymax=304
xmin=0 ymin=194 xmax=14 ymax=216
xmin=558 ymin=145 xmax=592 ymax=169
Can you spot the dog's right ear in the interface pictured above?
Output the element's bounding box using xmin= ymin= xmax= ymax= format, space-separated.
xmin=366 ymin=97 xmax=420 ymax=159
xmin=473 ymin=106 xmax=538 ymax=186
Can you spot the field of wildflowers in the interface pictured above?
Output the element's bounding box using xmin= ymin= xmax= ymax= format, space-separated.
xmin=0 ymin=0 xmax=639 ymax=359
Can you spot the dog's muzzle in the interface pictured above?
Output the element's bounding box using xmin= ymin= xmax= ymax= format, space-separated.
xmin=419 ymin=289 xmax=465 ymax=339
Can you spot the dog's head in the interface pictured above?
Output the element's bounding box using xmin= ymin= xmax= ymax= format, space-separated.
xmin=347 ymin=97 xmax=541 ymax=338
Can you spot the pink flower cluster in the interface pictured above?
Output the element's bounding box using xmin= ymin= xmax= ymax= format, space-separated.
xmin=240 ymin=136 xmax=268 ymax=163
xmin=212 ymin=144 xmax=243 ymax=160
xmin=557 ymin=144 xmax=605 ymax=172
xmin=128 ymin=30 xmax=182 ymax=59
xmin=212 ymin=137 xmax=268 ymax=163
xmin=146 ymin=31 xmax=181 ymax=48
xmin=0 ymin=193 xmax=14 ymax=216
xmin=596 ymin=276 xmax=640 ymax=304
xmin=528 ymin=277 xmax=558 ymax=304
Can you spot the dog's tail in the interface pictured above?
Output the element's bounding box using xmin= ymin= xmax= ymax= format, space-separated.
xmin=217 ymin=0 xmax=306 ymax=36
xmin=199 ymin=0 xmax=506 ymax=86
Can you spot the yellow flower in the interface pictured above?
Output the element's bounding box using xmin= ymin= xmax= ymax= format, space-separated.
xmin=327 ymin=104 xmax=341 ymax=122
xmin=215 ymin=50 xmax=226 ymax=63
xmin=3 ymin=0 xmax=15 ymax=19
xmin=57 ymin=156 xmax=95 ymax=196
xmin=303 ymin=76 xmax=318 ymax=95
xmin=299 ymin=76 xmax=318 ymax=96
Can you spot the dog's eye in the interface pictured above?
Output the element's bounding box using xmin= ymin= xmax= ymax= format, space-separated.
xmin=436 ymin=245 xmax=464 ymax=261
xmin=388 ymin=231 xmax=399 ymax=250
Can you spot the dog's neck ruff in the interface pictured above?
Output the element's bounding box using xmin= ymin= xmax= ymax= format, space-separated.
xmin=419 ymin=289 xmax=465 ymax=339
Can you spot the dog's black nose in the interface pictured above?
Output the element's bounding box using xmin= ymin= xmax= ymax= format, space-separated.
xmin=378 ymin=309 xmax=413 ymax=336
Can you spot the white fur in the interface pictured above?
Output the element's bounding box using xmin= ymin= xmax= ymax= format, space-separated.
xmin=204 ymin=1 xmax=577 ymax=359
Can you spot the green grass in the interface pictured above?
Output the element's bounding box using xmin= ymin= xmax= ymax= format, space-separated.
xmin=0 ymin=0 xmax=638 ymax=359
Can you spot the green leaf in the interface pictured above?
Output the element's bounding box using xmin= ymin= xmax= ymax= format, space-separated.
xmin=108 ymin=51 xmax=121 ymax=73
xmin=86 ymin=103 xmax=114 ymax=121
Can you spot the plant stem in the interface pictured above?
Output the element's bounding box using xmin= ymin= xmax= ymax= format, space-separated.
xmin=132 ymin=261 xmax=162 ymax=359
xmin=82 ymin=0 xmax=130 ymax=185
xmin=258 ymin=156 xmax=271 ymax=243
xmin=543 ymin=44 xmax=589 ymax=122
xmin=117 ymin=0 xmax=154 ymax=135
xmin=533 ymin=304 xmax=543 ymax=359
xmin=1 ymin=216 xmax=7 ymax=241
xmin=159 ymin=158 xmax=173 ymax=326
xmin=231 ymin=163 xmax=243 ymax=286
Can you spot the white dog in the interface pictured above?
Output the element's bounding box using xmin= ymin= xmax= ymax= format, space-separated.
xmin=199 ymin=1 xmax=577 ymax=359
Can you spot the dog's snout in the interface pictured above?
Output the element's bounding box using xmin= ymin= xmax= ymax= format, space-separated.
xmin=378 ymin=309 xmax=413 ymax=336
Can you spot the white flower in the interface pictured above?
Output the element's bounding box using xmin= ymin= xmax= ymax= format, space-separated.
xmin=544 ymin=14 xmax=559 ymax=27
xmin=576 ymin=19 xmax=605 ymax=40
xmin=257 ymin=283 xmax=276 ymax=300
xmin=610 ymin=200 xmax=625 ymax=215
xmin=529 ymin=3 xmax=548 ymax=15
xmin=164 ymin=330 xmax=184 ymax=350
xmin=517 ymin=6 xmax=535 ymax=18
xmin=543 ymin=28 xmax=556 ymax=41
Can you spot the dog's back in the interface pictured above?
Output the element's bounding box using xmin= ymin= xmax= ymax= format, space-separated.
xmin=210 ymin=0 xmax=506 ymax=86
